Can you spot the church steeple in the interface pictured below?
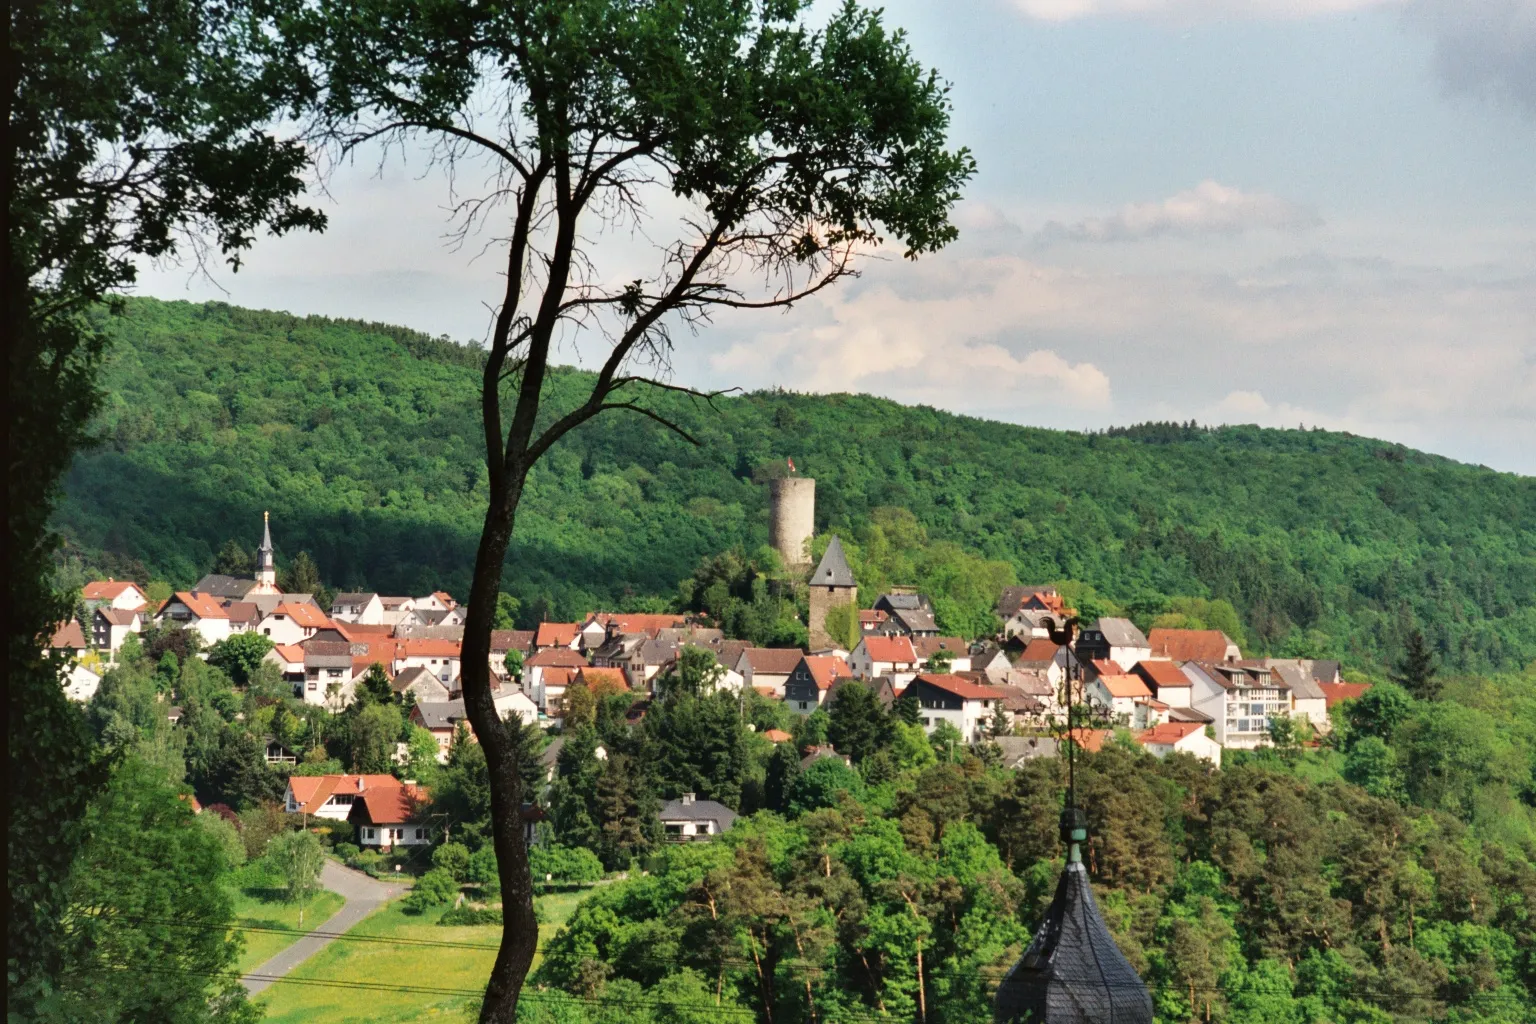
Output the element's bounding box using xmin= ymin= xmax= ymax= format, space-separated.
xmin=254 ymin=511 xmax=277 ymax=590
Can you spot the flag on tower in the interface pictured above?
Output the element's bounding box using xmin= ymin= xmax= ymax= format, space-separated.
xmin=787 ymin=457 xmax=796 ymax=473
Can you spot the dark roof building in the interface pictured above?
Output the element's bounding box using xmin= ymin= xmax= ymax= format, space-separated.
xmin=810 ymin=536 xmax=857 ymax=588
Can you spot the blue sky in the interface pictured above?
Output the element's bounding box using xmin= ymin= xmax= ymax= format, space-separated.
xmin=137 ymin=0 xmax=1536 ymax=472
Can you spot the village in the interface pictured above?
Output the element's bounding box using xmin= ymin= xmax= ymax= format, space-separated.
xmin=51 ymin=480 xmax=1373 ymax=853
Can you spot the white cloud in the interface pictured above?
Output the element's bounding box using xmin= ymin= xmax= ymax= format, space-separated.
xmin=1039 ymin=182 xmax=1323 ymax=243
xmin=1012 ymin=0 xmax=1396 ymax=22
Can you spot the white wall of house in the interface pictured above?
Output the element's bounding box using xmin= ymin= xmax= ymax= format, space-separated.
xmin=359 ymin=824 xmax=431 ymax=849
xmin=257 ymin=612 xmax=314 ymax=646
xmin=1293 ymin=696 xmax=1329 ymax=730
xmin=1141 ymin=730 xmax=1222 ymax=766
xmin=300 ymin=671 xmax=355 ymax=709
xmin=661 ymin=818 xmax=722 ymax=839
xmin=284 ymin=788 xmax=357 ymax=821
xmin=1188 ymin=668 xmax=1287 ymax=749
xmin=1085 ymin=681 xmax=1140 ymax=725
xmin=1106 ymin=644 xmax=1151 ymax=672
xmin=495 ymin=690 xmax=539 ymax=725
xmin=397 ymin=654 xmax=461 ymax=684
xmin=64 ymin=663 xmax=102 ymax=702
xmin=331 ymin=595 xmax=384 ymax=624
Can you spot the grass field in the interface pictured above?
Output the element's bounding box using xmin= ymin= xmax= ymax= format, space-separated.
xmin=231 ymin=877 xmax=348 ymax=974
xmin=254 ymin=888 xmax=592 ymax=1023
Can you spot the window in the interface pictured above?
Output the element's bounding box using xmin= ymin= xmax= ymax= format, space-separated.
xmin=307 ymin=681 xmax=317 ymax=691
xmin=363 ymin=828 xmax=375 ymax=840
xmin=415 ymin=828 xmax=424 ymax=840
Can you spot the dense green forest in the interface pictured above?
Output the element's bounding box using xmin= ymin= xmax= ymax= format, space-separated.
xmin=58 ymin=297 xmax=1536 ymax=673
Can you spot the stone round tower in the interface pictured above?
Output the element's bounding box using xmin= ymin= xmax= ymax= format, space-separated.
xmin=768 ymin=476 xmax=816 ymax=570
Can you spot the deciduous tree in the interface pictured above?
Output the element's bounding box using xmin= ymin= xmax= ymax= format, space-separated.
xmin=308 ymin=1 xmax=970 ymax=1016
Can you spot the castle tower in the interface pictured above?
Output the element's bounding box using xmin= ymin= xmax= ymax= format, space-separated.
xmin=252 ymin=511 xmax=280 ymax=594
xmin=769 ymin=475 xmax=815 ymax=571
xmin=807 ymin=535 xmax=858 ymax=650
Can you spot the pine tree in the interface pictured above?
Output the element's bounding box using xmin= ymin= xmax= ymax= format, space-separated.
xmin=212 ymin=539 xmax=253 ymax=577
xmin=1392 ymin=629 xmax=1439 ymax=701
xmin=595 ymin=753 xmax=653 ymax=868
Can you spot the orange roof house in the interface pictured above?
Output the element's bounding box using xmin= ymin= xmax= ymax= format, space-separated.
xmin=83 ymin=579 xmax=148 ymax=606
xmin=802 ymin=655 xmax=853 ymax=690
xmin=1095 ymin=673 xmax=1152 ymax=699
xmin=1133 ymin=659 xmax=1192 ymax=691
xmin=860 ymin=635 xmax=919 ymax=664
xmin=272 ymin=601 xmax=332 ymax=629
xmin=1017 ymin=638 xmax=1063 ymax=664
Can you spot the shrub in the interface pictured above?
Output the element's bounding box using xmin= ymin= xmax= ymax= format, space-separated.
xmin=432 ymin=841 xmax=471 ymax=881
xmin=438 ymin=905 xmax=502 ymax=926
xmin=402 ymin=868 xmax=460 ymax=913
xmin=238 ymin=802 xmax=292 ymax=861
xmin=529 ymin=843 xmax=604 ymax=884
xmin=333 ymin=842 xmax=360 ymax=863
xmin=352 ymin=849 xmax=383 ymax=876
xmin=318 ymin=819 xmax=355 ymax=847
xmin=196 ymin=811 xmax=247 ymax=869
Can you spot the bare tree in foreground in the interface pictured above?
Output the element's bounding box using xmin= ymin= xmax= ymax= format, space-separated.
xmin=311 ymin=0 xmax=972 ymax=1018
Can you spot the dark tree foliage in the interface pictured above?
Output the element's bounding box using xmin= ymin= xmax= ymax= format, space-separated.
xmin=7 ymin=0 xmax=321 ymax=1007
xmin=825 ymin=681 xmax=889 ymax=765
xmin=213 ymin=539 xmax=253 ymax=577
xmin=642 ymin=693 xmax=751 ymax=806
xmin=1393 ymin=628 xmax=1440 ymax=701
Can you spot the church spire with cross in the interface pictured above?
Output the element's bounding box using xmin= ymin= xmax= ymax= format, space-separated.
xmin=253 ymin=511 xmax=278 ymax=592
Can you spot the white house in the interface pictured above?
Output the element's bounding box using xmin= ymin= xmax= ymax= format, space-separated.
xmin=301 ymin=642 xmax=356 ymax=708
xmin=1185 ymin=661 xmax=1292 ymax=750
xmin=524 ymin=647 xmax=588 ymax=709
xmin=1132 ymin=659 xmax=1194 ymax=708
xmin=414 ymin=591 xmax=458 ymax=612
xmin=156 ymin=591 xmax=232 ymax=645
xmin=395 ymin=638 xmax=462 ymax=686
xmin=849 ymin=635 xmax=920 ymax=685
xmin=284 ymin=775 xmax=431 ymax=850
xmin=257 ymin=601 xmax=332 ymax=645
xmin=1085 ymin=671 xmax=1153 ymax=726
xmin=82 ymin=579 xmax=148 ymax=613
xmin=1136 ymin=721 xmax=1222 ymax=766
xmin=330 ymin=592 xmax=384 ymax=625
xmin=392 ymin=665 xmax=452 ymax=704
xmin=658 ymin=793 xmax=737 ymax=842
xmin=265 ymin=643 xmax=307 ymax=685
xmin=378 ymin=596 xmax=416 ymax=626
xmin=1014 ymin=638 xmax=1075 ymax=687
xmin=1264 ymin=660 xmax=1331 ymax=731
xmin=494 ymin=686 xmax=539 ymax=726
xmin=63 ymin=661 xmax=103 ymax=702
xmin=905 ymin=673 xmax=1012 ymax=743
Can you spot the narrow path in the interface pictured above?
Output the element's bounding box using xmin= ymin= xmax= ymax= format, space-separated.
xmin=242 ymin=859 xmax=401 ymax=996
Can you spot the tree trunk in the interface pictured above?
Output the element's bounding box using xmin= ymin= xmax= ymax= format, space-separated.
xmin=459 ymin=485 xmax=538 ymax=1024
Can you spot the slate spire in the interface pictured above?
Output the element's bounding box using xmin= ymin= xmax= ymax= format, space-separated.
xmin=809 ymin=535 xmax=856 ymax=588
xmin=254 ymin=511 xmax=276 ymax=587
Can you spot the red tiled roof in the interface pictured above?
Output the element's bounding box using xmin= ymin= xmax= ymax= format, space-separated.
xmin=172 ymin=591 xmax=229 ymax=620
xmin=536 ymin=622 xmax=580 ymax=648
xmin=335 ymin=622 xmax=395 ymax=638
xmin=359 ymin=782 xmax=429 ymax=826
xmin=588 ymin=612 xmax=687 ymax=635
xmin=802 ymin=655 xmax=852 ymax=690
xmin=272 ymin=602 xmax=332 ymax=629
xmin=1134 ymin=659 xmax=1191 ymax=688
xmin=527 ymin=647 xmax=588 ymax=668
xmin=763 ymin=729 xmax=793 ymax=743
xmin=742 ymin=648 xmax=806 ymax=674
xmin=402 ymin=638 xmax=462 ymax=658
xmin=271 ymin=643 xmax=306 ymax=665
xmin=1065 ymin=728 xmax=1112 ymax=753
xmin=1319 ymin=681 xmax=1372 ymax=708
xmin=1147 ymin=629 xmax=1235 ymax=662
xmin=858 ymin=610 xmax=889 ymax=625
xmin=1017 ymin=638 xmax=1061 ymax=664
xmin=50 ymin=619 xmax=87 ymax=649
xmin=913 ymin=672 xmax=1010 ymax=701
xmin=541 ymin=667 xmax=577 ymax=689
xmin=1097 ymin=673 xmax=1152 ymax=699
xmin=1137 ymin=721 xmax=1205 ymax=745
xmin=83 ymin=579 xmax=144 ymax=601
xmin=862 ymin=635 xmax=918 ymax=664
xmin=286 ymin=774 xmax=403 ymax=814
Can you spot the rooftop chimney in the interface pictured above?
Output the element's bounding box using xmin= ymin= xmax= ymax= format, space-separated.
xmin=356 ymin=777 xmax=365 ymax=792
xmin=681 ymin=792 xmax=695 ymax=806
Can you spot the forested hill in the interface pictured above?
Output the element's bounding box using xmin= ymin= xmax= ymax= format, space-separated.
xmin=59 ymin=297 xmax=1535 ymax=672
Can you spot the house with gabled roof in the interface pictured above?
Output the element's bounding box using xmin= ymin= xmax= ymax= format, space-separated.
xmin=525 ymin=647 xmax=588 ymax=709
xmin=397 ymin=638 xmax=462 ymax=686
xmin=784 ymin=654 xmax=854 ymax=714
xmin=1136 ymin=721 xmax=1221 ymax=766
xmin=330 ymin=592 xmax=384 ymax=625
xmin=534 ymin=622 xmax=581 ymax=651
xmin=1319 ymin=681 xmax=1371 ymax=711
xmin=736 ymin=647 xmax=805 ymax=697
xmin=257 ymin=601 xmax=332 ymax=645
xmin=91 ymin=605 xmax=143 ymax=657
xmin=1258 ymin=659 xmax=1330 ymax=730
xmin=302 ymin=641 xmax=358 ymax=708
xmin=156 ymin=591 xmax=233 ymax=644
xmin=284 ymin=773 xmax=431 ymax=850
xmin=1131 ymin=659 xmax=1193 ymax=708
xmin=849 ymin=634 xmax=920 ymax=684
xmin=905 ymin=672 xmax=1014 ymax=742
xmin=658 ymin=793 xmax=736 ymax=842
xmin=1085 ymin=670 xmax=1153 ymax=726
xmin=1014 ymin=638 xmax=1075 ymax=686
xmin=192 ymin=573 xmax=260 ymax=601
xmin=1076 ymin=618 xmax=1151 ymax=671
xmin=393 ymin=665 xmax=452 ymax=704
xmin=1148 ymin=628 xmax=1240 ymax=663
xmin=82 ymin=579 xmax=148 ymax=612
xmin=411 ymin=700 xmax=473 ymax=761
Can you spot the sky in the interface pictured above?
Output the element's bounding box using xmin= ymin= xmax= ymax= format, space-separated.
xmin=135 ymin=0 xmax=1536 ymax=473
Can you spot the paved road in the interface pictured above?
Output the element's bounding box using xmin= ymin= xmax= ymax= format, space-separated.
xmin=242 ymin=860 xmax=401 ymax=995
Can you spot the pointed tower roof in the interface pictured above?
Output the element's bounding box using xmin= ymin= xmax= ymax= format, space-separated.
xmin=993 ymin=857 xmax=1153 ymax=1024
xmin=809 ymin=536 xmax=855 ymax=589
xmin=256 ymin=511 xmax=274 ymax=571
